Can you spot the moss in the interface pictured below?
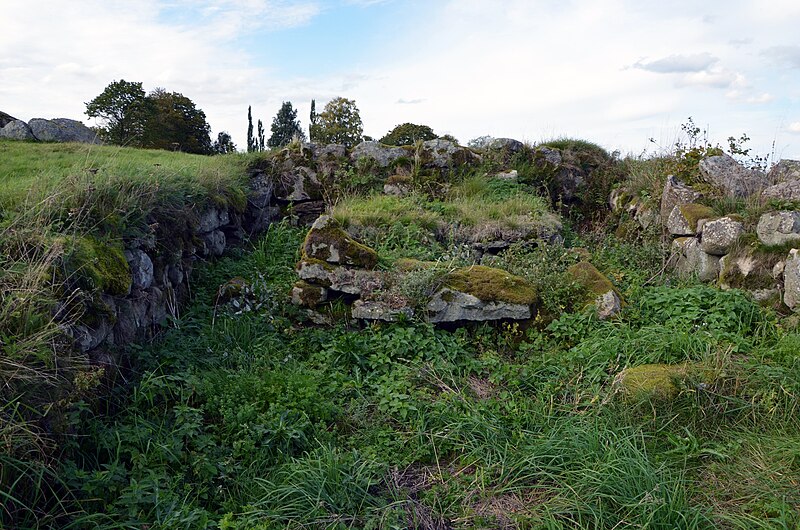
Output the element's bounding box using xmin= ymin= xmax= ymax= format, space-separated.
xmin=394 ymin=258 xmax=436 ymax=272
xmin=292 ymin=280 xmax=326 ymax=308
xmin=679 ymin=203 xmax=716 ymax=231
xmin=387 ymin=174 xmax=413 ymax=185
xmin=302 ymin=217 xmax=378 ymax=269
xmin=444 ymin=265 xmax=538 ymax=305
xmin=296 ymin=257 xmax=336 ymax=272
xmin=61 ymin=236 xmax=131 ymax=295
xmin=567 ymin=262 xmax=615 ymax=296
xmin=615 ymin=363 xmax=711 ymax=401
xmin=216 ymin=277 xmax=248 ymax=304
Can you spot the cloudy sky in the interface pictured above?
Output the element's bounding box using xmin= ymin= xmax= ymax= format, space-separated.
xmin=2 ymin=0 xmax=799 ymax=159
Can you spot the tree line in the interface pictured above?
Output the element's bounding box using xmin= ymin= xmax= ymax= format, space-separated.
xmin=86 ymin=80 xmax=456 ymax=155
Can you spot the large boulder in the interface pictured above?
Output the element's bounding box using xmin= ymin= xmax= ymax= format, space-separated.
xmin=698 ymin=154 xmax=766 ymax=198
xmin=0 ymin=120 xmax=36 ymax=140
xmin=761 ymin=160 xmax=800 ymax=201
xmin=699 ymin=216 xmax=744 ymax=255
xmin=350 ymin=141 xmax=407 ymax=168
xmin=0 ymin=110 xmax=18 ymax=128
xmin=660 ymin=176 xmax=701 ymax=227
xmin=756 ymin=211 xmax=800 ymax=247
xmin=426 ymin=265 xmax=537 ymax=323
xmin=28 ymin=118 xmax=100 ymax=143
xmin=302 ymin=215 xmax=378 ymax=268
xmin=421 ymin=139 xmax=481 ymax=168
xmin=274 ymin=165 xmax=322 ymax=201
xmin=783 ymin=249 xmax=800 ymax=310
xmin=486 ymin=137 xmax=525 ymax=154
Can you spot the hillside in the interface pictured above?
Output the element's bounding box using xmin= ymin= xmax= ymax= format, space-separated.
xmin=2 ymin=136 xmax=799 ymax=529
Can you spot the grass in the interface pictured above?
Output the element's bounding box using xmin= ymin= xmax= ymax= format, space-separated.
xmin=31 ymin=219 xmax=796 ymax=529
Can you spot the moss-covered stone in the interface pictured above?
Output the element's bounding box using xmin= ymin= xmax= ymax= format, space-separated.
xmin=60 ymin=236 xmax=131 ymax=295
xmin=394 ymin=258 xmax=436 ymax=272
xmin=216 ymin=277 xmax=248 ymax=304
xmin=614 ymin=363 xmax=712 ymax=401
xmin=567 ymin=261 xmax=614 ymax=296
xmin=302 ymin=215 xmax=378 ymax=269
xmin=291 ymin=280 xmax=328 ymax=308
xmin=679 ymin=203 xmax=716 ymax=231
xmin=444 ymin=265 xmax=538 ymax=305
xmin=719 ymin=245 xmax=783 ymax=290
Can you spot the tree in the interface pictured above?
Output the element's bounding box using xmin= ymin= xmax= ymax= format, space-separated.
xmin=85 ymin=79 xmax=149 ymax=145
xmin=142 ymin=88 xmax=212 ymax=154
xmin=379 ymin=122 xmax=437 ymax=146
xmin=309 ymin=99 xmax=318 ymax=142
xmin=267 ymin=101 xmax=305 ymax=148
xmin=212 ymin=131 xmax=237 ymax=154
xmin=257 ymin=119 xmax=265 ymax=152
xmin=247 ymin=106 xmax=255 ymax=153
xmin=315 ymin=97 xmax=363 ymax=148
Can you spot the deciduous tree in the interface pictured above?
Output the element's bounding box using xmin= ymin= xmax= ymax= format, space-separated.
xmin=84 ymin=79 xmax=149 ymax=145
xmin=315 ymin=97 xmax=363 ymax=148
xmin=379 ymin=122 xmax=437 ymax=146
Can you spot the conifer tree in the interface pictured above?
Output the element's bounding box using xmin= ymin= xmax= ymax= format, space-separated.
xmin=247 ymin=106 xmax=255 ymax=152
xmin=268 ymin=101 xmax=305 ymax=148
xmin=257 ymin=119 xmax=265 ymax=151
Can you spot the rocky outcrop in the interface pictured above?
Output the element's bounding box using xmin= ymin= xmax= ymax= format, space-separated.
xmin=350 ymin=141 xmax=407 ymax=168
xmin=0 ymin=110 xmax=18 ymax=128
xmin=761 ymin=160 xmax=800 ymax=201
xmin=302 ymin=215 xmax=378 ymax=268
xmin=756 ymin=211 xmax=800 ymax=247
xmin=671 ymin=237 xmax=721 ymax=282
xmin=698 ymin=154 xmax=766 ymax=198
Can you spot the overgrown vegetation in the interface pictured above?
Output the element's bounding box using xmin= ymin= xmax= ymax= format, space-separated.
xmin=3 ymin=121 xmax=799 ymax=529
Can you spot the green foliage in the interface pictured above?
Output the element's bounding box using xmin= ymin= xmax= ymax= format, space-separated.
xmin=86 ymin=81 xmax=213 ymax=154
xmin=315 ymin=97 xmax=364 ymax=148
xmin=247 ymin=105 xmax=255 ymax=153
xmin=84 ymin=79 xmax=149 ymax=145
xmin=267 ymin=101 xmax=305 ymax=148
xmin=212 ymin=131 xmax=237 ymax=154
xmin=379 ymin=122 xmax=437 ymax=146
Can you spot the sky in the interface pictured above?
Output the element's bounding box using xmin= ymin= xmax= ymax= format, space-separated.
xmin=1 ymin=0 xmax=799 ymax=159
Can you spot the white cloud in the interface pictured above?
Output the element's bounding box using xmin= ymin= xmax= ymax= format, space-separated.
xmin=789 ymin=122 xmax=800 ymax=133
xmin=633 ymin=53 xmax=719 ymax=73
xmin=763 ymin=45 xmax=800 ymax=68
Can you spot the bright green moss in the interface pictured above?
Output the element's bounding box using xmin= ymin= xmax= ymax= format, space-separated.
xmin=679 ymin=203 xmax=716 ymax=231
xmin=60 ymin=236 xmax=131 ymax=295
xmin=302 ymin=217 xmax=378 ymax=269
xmin=615 ymin=363 xmax=711 ymax=401
xmin=444 ymin=265 xmax=538 ymax=305
xmin=567 ymin=261 xmax=614 ymax=296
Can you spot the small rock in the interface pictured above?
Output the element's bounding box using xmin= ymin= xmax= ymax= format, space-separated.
xmin=302 ymin=215 xmax=378 ymax=268
xmin=291 ymin=280 xmax=328 ymax=308
xmin=596 ymin=290 xmax=622 ymax=320
xmin=699 ymin=216 xmax=744 ymax=255
xmin=201 ymin=230 xmax=226 ymax=256
xmin=671 ymin=237 xmax=720 ymax=282
xmin=756 ymin=211 xmax=800 ymax=247
xmin=198 ymin=208 xmax=230 ymax=233
xmin=493 ymin=169 xmax=518 ymax=180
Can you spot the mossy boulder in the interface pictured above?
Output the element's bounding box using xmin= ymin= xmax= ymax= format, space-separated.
xmin=614 ymin=363 xmax=710 ymax=401
xmin=60 ymin=236 xmax=131 ymax=296
xmin=444 ymin=265 xmax=537 ymax=306
xmin=302 ymin=215 xmax=378 ymax=269
xmin=719 ymin=246 xmax=782 ymax=290
xmin=567 ymin=261 xmax=621 ymax=319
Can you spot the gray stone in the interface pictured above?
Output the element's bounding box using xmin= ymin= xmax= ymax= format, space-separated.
xmin=274 ymin=165 xmax=321 ymax=201
xmin=28 ymin=118 xmax=100 ymax=143
xmin=660 ymin=175 xmax=701 ymax=227
xmin=291 ymin=282 xmax=328 ymax=307
xmin=595 ymin=290 xmax=621 ymax=320
xmin=698 ymin=154 xmax=766 ymax=198
xmin=167 ymin=264 xmax=184 ymax=286
xmin=699 ymin=216 xmax=744 ymax=255
xmin=302 ymin=215 xmax=378 ymax=268
xmin=0 ymin=110 xmax=18 ymax=128
xmin=350 ymin=141 xmax=407 ymax=167
xmin=383 ymin=182 xmax=411 ymax=197
xmin=671 ymin=237 xmax=720 ymax=282
xmin=767 ymin=159 xmax=800 ymax=184
xmin=201 ymin=230 xmax=226 ymax=256
xmin=486 ymin=137 xmax=525 ymax=153
xmin=296 ymin=260 xmax=384 ymax=296
xmin=69 ymin=319 xmax=112 ymax=352
xmin=783 ymin=249 xmax=800 ymax=309
xmin=114 ymin=297 xmax=148 ymax=344
xmin=667 ymin=205 xmax=695 ymax=236
xmin=311 ymin=143 xmax=347 ymax=160
xmin=761 ymin=178 xmax=800 ymax=202
xmin=0 ymin=119 xmax=35 ymax=140
xmin=426 ymin=288 xmax=532 ymax=323
xmin=750 ymin=288 xmax=780 ymax=304
xmin=667 ymin=204 xmax=714 ymax=237
xmin=422 ymin=139 xmax=480 ymax=168
xmin=536 ymin=146 xmax=562 ymax=166
xmin=291 ymin=201 xmax=325 ymax=226
xmin=124 ymin=249 xmax=153 ymax=291
xmin=756 ymin=211 xmax=800 ymax=246
xmin=351 ymin=300 xmax=414 ymax=322
xmin=198 ymin=208 xmax=230 ymax=233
